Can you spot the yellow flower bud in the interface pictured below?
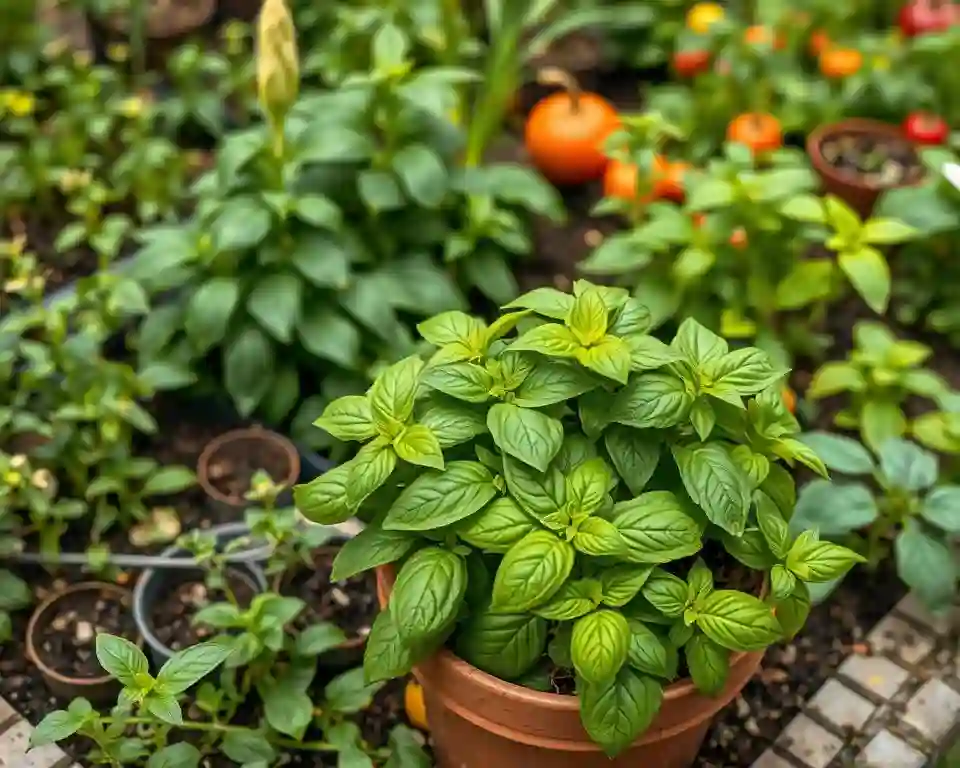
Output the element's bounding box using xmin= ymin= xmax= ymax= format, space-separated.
xmin=256 ymin=0 xmax=299 ymax=134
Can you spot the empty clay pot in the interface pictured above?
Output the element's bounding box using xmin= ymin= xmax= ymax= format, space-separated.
xmin=807 ymin=118 xmax=925 ymax=218
xmin=376 ymin=567 xmax=763 ymax=768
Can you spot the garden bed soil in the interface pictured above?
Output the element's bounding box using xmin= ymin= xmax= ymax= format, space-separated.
xmin=32 ymin=584 xmax=139 ymax=679
xmin=285 ymin=548 xmax=378 ymax=643
xmin=3 ymin=212 xmax=101 ymax=297
xmin=150 ymin=567 xmax=260 ymax=651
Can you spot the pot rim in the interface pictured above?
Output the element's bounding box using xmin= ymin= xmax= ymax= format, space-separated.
xmin=806 ymin=118 xmax=926 ymax=190
xmin=26 ymin=581 xmax=138 ymax=688
xmin=197 ymin=426 xmax=300 ymax=507
xmin=375 ymin=566 xmax=751 ymax=711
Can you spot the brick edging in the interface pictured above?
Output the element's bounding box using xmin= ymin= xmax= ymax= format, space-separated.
xmin=1 ymin=687 xmax=78 ymax=768
xmin=752 ymin=593 xmax=960 ymax=768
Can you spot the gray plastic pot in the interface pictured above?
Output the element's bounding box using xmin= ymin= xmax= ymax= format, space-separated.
xmin=132 ymin=522 xmax=267 ymax=667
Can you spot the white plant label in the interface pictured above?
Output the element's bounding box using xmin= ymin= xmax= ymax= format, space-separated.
xmin=943 ymin=162 xmax=960 ymax=191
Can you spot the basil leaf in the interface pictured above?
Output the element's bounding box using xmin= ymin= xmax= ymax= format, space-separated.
xmin=671 ymin=318 xmax=727 ymax=366
xmin=921 ymin=486 xmax=960 ymax=533
xmin=755 ymin=491 xmax=790 ymax=559
xmin=568 ymin=289 xmax=608 ymax=346
xmin=611 ymin=491 xmax=703 ymax=564
xmin=878 ymin=438 xmax=938 ymax=492
xmin=393 ymin=424 xmax=444 ymax=470
xmin=895 ymin=519 xmax=957 ymax=611
xmin=331 ymin=524 xmax=416 ymax=581
xmin=785 ymin=530 xmax=865 ymax=582
xmin=798 ymin=431 xmax=875 ymax=475
xmin=383 ymin=461 xmax=497 ymax=531
xmin=770 ymin=564 xmax=797 ymax=601
xmin=672 ymin=443 xmax=751 ymax=536
xmin=364 ymin=606 xmax=416 ymax=684
xmin=313 ymin=395 xmax=376 ymax=442
xmin=640 ymin=569 xmax=689 ymax=618
xmin=600 ymin=565 xmax=654 ymax=608
xmin=491 ymin=531 xmax=575 ymax=612
xmin=457 ymin=497 xmax=537 ymax=553
xmin=417 ymin=311 xmax=485 ymax=347
xmin=533 ymin=579 xmax=600 ymax=620
xmin=625 ymin=335 xmax=684 ymax=371
xmin=772 ymin=580 xmax=810 ymax=640
xmin=791 ymin=479 xmax=878 ymax=536
xmin=369 ymin=356 xmax=423 ymax=431
xmin=503 ymin=454 xmax=566 ymax=519
xmin=512 ymin=360 xmax=598 ymax=408
xmin=571 ymin=610 xmax=631 ymax=683
xmin=626 ymin=621 xmax=671 ymax=679
xmin=573 ymin=517 xmax=627 ymax=557
xmin=696 ymin=590 xmax=782 ymax=651
xmin=705 ymin=347 xmax=783 ymax=395
xmin=565 ymin=458 xmax=611 ymax=516
xmin=420 ymin=362 xmax=493 ymax=404
xmin=685 ymin=634 xmax=729 ymax=696
xmin=579 ymin=668 xmax=663 ymax=758
xmin=510 ymin=323 xmax=580 ymax=358
xmin=721 ymin=529 xmax=776 ymax=570
xmin=604 ymin=426 xmax=661 ymax=496
xmin=612 ymin=372 xmax=694 ymax=429
xmin=391 ymin=548 xmax=467 ymax=648
xmin=487 ymin=403 xmax=564 ymax=473
xmin=293 ymin=463 xmax=352 ymax=525
xmin=456 ymin=606 xmax=547 ymax=680
xmin=576 ymin=336 xmax=631 ymax=384
xmin=417 ymin=398 xmax=488 ymax=448
xmin=505 ymin=287 xmax=575 ymax=319
xmin=346 ymin=440 xmax=397 ymax=509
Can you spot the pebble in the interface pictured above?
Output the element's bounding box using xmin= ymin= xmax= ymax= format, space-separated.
xmin=745 ymin=717 xmax=761 ymax=736
xmin=74 ymin=621 xmax=93 ymax=643
xmin=331 ymin=588 xmax=350 ymax=607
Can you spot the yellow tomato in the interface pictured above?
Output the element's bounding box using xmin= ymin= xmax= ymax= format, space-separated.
xmin=686 ymin=2 xmax=724 ymax=34
xmin=405 ymin=680 xmax=429 ymax=731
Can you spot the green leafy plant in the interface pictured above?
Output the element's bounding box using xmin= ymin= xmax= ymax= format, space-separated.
xmin=30 ymin=633 xmax=429 ymax=766
xmin=806 ymin=320 xmax=952 ymax=451
xmin=793 ymin=433 xmax=959 ymax=612
xmin=295 ymin=280 xmax=863 ymax=756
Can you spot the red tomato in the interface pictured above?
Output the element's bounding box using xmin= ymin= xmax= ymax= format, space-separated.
xmin=903 ymin=111 xmax=949 ymax=145
xmin=899 ymin=0 xmax=956 ymax=37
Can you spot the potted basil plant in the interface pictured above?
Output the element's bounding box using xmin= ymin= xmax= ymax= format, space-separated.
xmin=294 ymin=281 xmax=863 ymax=768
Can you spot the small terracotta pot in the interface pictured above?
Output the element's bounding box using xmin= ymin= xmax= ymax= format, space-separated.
xmin=377 ymin=567 xmax=763 ymax=768
xmin=218 ymin=0 xmax=261 ymax=22
xmin=27 ymin=582 xmax=140 ymax=704
xmin=807 ymin=118 xmax=925 ymax=218
xmin=197 ymin=427 xmax=300 ymax=516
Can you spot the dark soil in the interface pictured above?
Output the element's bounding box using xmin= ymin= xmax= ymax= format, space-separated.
xmin=285 ymin=548 xmax=378 ymax=642
xmin=33 ymin=585 xmax=139 ymax=679
xmin=820 ymin=132 xmax=924 ymax=188
xmin=3 ymin=212 xmax=101 ymax=296
xmin=694 ymin=558 xmax=906 ymax=767
xmin=150 ymin=568 xmax=260 ymax=652
xmin=201 ymin=429 xmax=296 ymax=504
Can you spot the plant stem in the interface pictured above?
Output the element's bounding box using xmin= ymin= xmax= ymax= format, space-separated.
xmin=103 ymin=717 xmax=338 ymax=753
xmin=537 ymin=66 xmax=582 ymax=113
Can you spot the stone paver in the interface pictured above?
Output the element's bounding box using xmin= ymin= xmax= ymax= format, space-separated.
xmin=807 ymin=678 xmax=877 ymax=732
xmin=855 ymin=729 xmax=926 ymax=767
xmin=776 ymin=714 xmax=843 ymax=768
xmin=0 ymin=700 xmax=16 ymax=731
xmin=837 ymin=654 xmax=910 ymax=700
xmin=0 ymin=721 xmax=68 ymax=768
xmin=867 ymin=614 xmax=935 ymax=665
xmin=894 ymin=593 xmax=956 ymax=636
xmin=902 ymin=677 xmax=960 ymax=742
xmin=751 ymin=751 xmax=795 ymax=768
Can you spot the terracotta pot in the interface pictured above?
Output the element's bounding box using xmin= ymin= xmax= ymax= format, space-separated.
xmin=27 ymin=582 xmax=141 ymax=703
xmin=218 ymin=0 xmax=261 ymax=22
xmin=376 ymin=567 xmax=763 ymax=768
xmin=197 ymin=427 xmax=300 ymax=516
xmin=807 ymin=118 xmax=925 ymax=218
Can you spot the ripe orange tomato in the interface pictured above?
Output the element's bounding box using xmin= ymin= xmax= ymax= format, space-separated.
xmin=782 ymin=386 xmax=797 ymax=414
xmin=726 ymin=113 xmax=782 ymax=154
xmin=744 ymin=25 xmax=785 ymax=49
xmin=525 ymin=88 xmax=621 ymax=186
xmin=405 ymin=680 xmax=429 ymax=731
xmin=729 ymin=227 xmax=748 ymax=249
xmin=809 ymin=30 xmax=831 ymax=56
xmin=673 ymin=49 xmax=711 ymax=77
xmin=604 ymin=156 xmax=687 ymax=203
xmin=819 ymin=47 xmax=863 ymax=78
xmin=657 ymin=161 xmax=690 ymax=203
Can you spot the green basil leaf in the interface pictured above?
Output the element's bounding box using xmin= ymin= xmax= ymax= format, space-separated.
xmin=600 ymin=566 xmax=654 ymax=608
xmin=417 ymin=398 xmax=488 ymax=448
xmin=798 ymin=431 xmax=874 ymax=475
xmin=393 ymin=424 xmax=444 ymax=470
xmin=626 ymin=621 xmax=671 ymax=679
xmin=313 ymin=395 xmax=376 ymax=443
xmin=791 ymin=480 xmax=878 ymax=536
xmin=770 ymin=564 xmax=797 ymax=601
xmin=420 ymin=362 xmax=493 ymax=403
xmin=878 ymin=438 xmax=938 ymax=492
xmin=346 ymin=440 xmax=397 ymax=509
xmin=612 ymin=491 xmax=703 ymax=564
xmin=293 ymin=463 xmax=352 ymax=525
xmin=456 ymin=606 xmax=548 ymax=680
xmin=95 ymin=634 xmax=149 ymax=687
xmin=417 ymin=311 xmax=485 ymax=347
xmin=568 ymin=289 xmax=609 ymax=346
xmin=690 ymin=398 xmax=715 ymax=441
xmin=505 ymin=287 xmax=575 ymax=319
xmin=861 ymin=400 xmax=907 ymax=453
xmin=625 ymin=335 xmax=685 ymax=372
xmin=572 ymin=609 xmax=631 ymax=683
xmin=503 ymin=455 xmax=566 ymax=518
xmin=533 ymin=579 xmax=601 ymax=620
xmin=895 ymin=519 xmax=957 ymax=611
xmin=760 ymin=464 xmax=796 ymax=518
xmin=156 ymin=641 xmax=232 ymax=694
xmin=671 ymin=318 xmax=727 ymax=366
xmin=391 ymin=547 xmax=467 ymax=648
xmin=566 ymin=458 xmax=611 ymax=515
xmin=221 ymin=731 xmax=276 ymax=765
xmin=729 ymin=446 xmax=770 ymax=489
xmin=146 ymin=743 xmax=201 ymax=768
xmin=921 ymin=486 xmax=960 ymax=533
xmin=705 ymin=347 xmax=784 ymax=396
xmin=331 ymin=524 xmax=416 ymax=581
xmin=579 ymin=668 xmax=663 ymax=758
xmin=576 ymin=336 xmax=631 ymax=384
xmin=604 ymin=426 xmax=661 ymax=496
xmin=838 ymin=245 xmax=890 ymax=314
xmin=487 ymin=403 xmax=564 ymax=473
xmin=383 ymin=461 xmax=497 ymax=531
xmin=612 ymin=372 xmax=694 ymax=429
xmin=574 ymin=517 xmax=627 ymax=557
xmin=696 ymin=590 xmax=782 ymax=651
xmin=685 ymin=634 xmax=729 ymax=696
xmin=640 ymin=569 xmax=689 ymax=618
xmin=247 ymin=273 xmax=301 ymax=344
xmin=364 ymin=606 xmax=416 ymax=684
xmin=755 ymin=492 xmax=790 ymax=559
xmin=457 ymin=497 xmax=537 ymax=553
xmin=672 ymin=443 xmax=751 ymax=536
xmin=608 ymin=297 xmax=652 ymax=337
xmin=510 ymin=323 xmax=581 ymax=358
xmin=785 ymin=530 xmax=865 ymax=582
xmin=369 ymin=356 xmax=423 ymax=433
xmin=687 ymin=558 xmax=714 ymax=602
xmin=492 ymin=531 xmax=575 ymax=612
xmin=771 ymin=580 xmax=810 ymax=640
xmin=511 ymin=360 xmax=598 ymax=408
xmin=721 ymin=529 xmax=776 ymax=570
